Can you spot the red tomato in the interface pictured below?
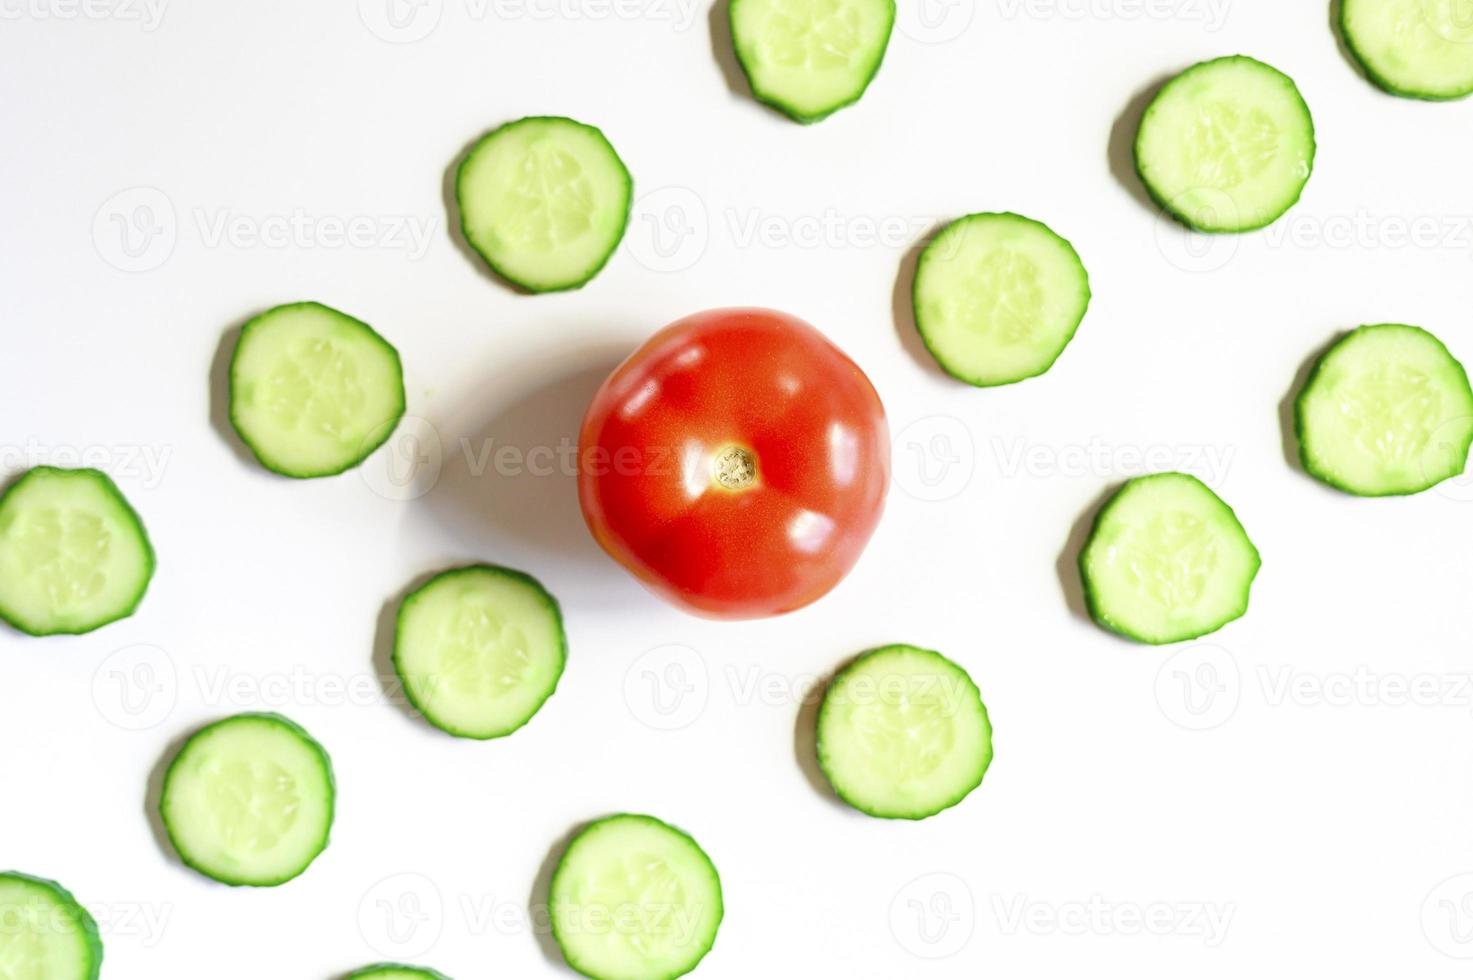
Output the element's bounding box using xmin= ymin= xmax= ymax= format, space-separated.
xmin=578 ymin=308 xmax=889 ymax=619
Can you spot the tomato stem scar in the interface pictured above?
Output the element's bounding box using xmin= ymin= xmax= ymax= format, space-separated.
xmin=713 ymin=445 xmax=757 ymax=491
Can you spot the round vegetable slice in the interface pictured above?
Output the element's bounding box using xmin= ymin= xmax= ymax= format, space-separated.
xmin=816 ymin=644 xmax=992 ymax=820
xmin=1080 ymin=473 xmax=1261 ymax=645
xmin=0 ymin=872 xmax=102 ymax=980
xmin=550 ymin=814 xmax=723 ymax=980
xmin=729 ymin=0 xmax=896 ymax=123
xmin=1296 ymin=324 xmax=1473 ymax=496
xmin=455 ymin=116 xmax=632 ymax=293
xmin=393 ymin=565 xmax=567 ymax=739
xmin=229 ymin=301 xmax=406 ymax=479
xmin=1135 ymin=55 xmax=1316 ymax=232
xmin=1342 ymin=0 xmax=1473 ymax=100
xmin=159 ymin=713 xmax=335 ymax=887
xmin=912 ymin=212 xmax=1091 ymax=387
xmin=345 ymin=966 xmax=451 ymax=980
xmin=0 ymin=466 xmax=154 ymax=636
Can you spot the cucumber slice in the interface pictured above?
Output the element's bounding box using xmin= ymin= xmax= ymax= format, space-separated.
xmin=0 ymin=872 xmax=102 ymax=980
xmin=816 ymin=645 xmax=992 ymax=820
xmin=455 ymin=116 xmax=632 ymax=293
xmin=0 ymin=466 xmax=154 ymax=636
xmin=345 ymin=966 xmax=451 ymax=980
xmin=550 ymin=814 xmax=723 ymax=980
xmin=392 ymin=565 xmax=567 ymax=740
xmin=159 ymin=713 xmax=335 ymax=887
xmin=1135 ymin=55 xmax=1316 ymax=232
xmin=229 ymin=302 xmax=406 ymax=479
xmin=729 ymin=0 xmax=896 ymax=123
xmin=1342 ymin=0 xmax=1473 ymax=100
xmin=912 ymin=212 xmax=1091 ymax=387
xmin=1080 ymin=473 xmax=1260 ymax=645
xmin=1295 ymin=324 xmax=1473 ymax=496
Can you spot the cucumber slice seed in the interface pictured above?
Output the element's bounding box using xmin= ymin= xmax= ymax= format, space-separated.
xmin=730 ymin=0 xmax=896 ymax=123
xmin=816 ymin=645 xmax=992 ymax=820
xmin=550 ymin=814 xmax=723 ymax=980
xmin=913 ymin=212 xmax=1091 ymax=387
xmin=1135 ymin=55 xmax=1316 ymax=232
xmin=393 ymin=565 xmax=567 ymax=740
xmin=0 ymin=466 xmax=154 ymax=636
xmin=1296 ymin=324 xmax=1473 ymax=496
xmin=1080 ymin=473 xmax=1261 ymax=645
xmin=160 ymin=713 xmax=335 ymax=887
xmin=0 ymin=872 xmax=103 ymax=980
xmin=229 ymin=302 xmax=406 ymax=479
xmin=345 ymin=966 xmax=452 ymax=980
xmin=455 ymin=116 xmax=632 ymax=293
xmin=1342 ymin=0 xmax=1473 ymax=100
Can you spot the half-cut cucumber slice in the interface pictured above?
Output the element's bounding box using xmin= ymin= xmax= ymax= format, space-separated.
xmin=816 ymin=644 xmax=992 ymax=820
xmin=229 ymin=302 xmax=405 ymax=479
xmin=729 ymin=0 xmax=896 ymax=123
xmin=345 ymin=966 xmax=451 ymax=980
xmin=913 ymin=212 xmax=1091 ymax=387
xmin=393 ymin=565 xmax=566 ymax=740
xmin=1135 ymin=55 xmax=1316 ymax=232
xmin=550 ymin=814 xmax=723 ymax=980
xmin=1296 ymin=324 xmax=1473 ymax=496
xmin=455 ymin=116 xmax=632 ymax=293
xmin=1080 ymin=473 xmax=1260 ymax=645
xmin=0 ymin=872 xmax=102 ymax=980
xmin=1342 ymin=0 xmax=1473 ymax=100
xmin=0 ymin=466 xmax=154 ymax=636
xmin=160 ymin=713 xmax=335 ymax=887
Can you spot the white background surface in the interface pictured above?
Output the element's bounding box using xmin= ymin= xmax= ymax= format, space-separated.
xmin=4 ymin=0 xmax=1473 ymax=977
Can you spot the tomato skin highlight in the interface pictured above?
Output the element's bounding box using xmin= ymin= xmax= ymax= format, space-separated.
xmin=578 ymin=308 xmax=890 ymax=619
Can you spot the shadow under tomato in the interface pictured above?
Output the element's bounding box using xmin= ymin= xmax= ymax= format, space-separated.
xmin=419 ymin=345 xmax=647 ymax=610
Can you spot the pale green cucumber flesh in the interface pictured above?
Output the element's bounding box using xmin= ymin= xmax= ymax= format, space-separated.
xmin=229 ymin=302 xmax=406 ymax=479
xmin=0 ymin=872 xmax=103 ymax=980
xmin=345 ymin=966 xmax=452 ymax=980
xmin=1135 ymin=55 xmax=1316 ymax=232
xmin=1296 ymin=324 xmax=1473 ymax=496
xmin=1080 ymin=473 xmax=1260 ymax=645
xmin=913 ymin=212 xmax=1091 ymax=387
xmin=1342 ymin=0 xmax=1473 ymax=100
xmin=393 ymin=565 xmax=566 ymax=740
xmin=730 ymin=0 xmax=896 ymax=123
xmin=160 ymin=713 xmax=335 ymax=887
xmin=550 ymin=814 xmax=723 ymax=980
xmin=816 ymin=645 xmax=992 ymax=820
xmin=455 ymin=116 xmax=632 ymax=293
xmin=0 ymin=466 xmax=154 ymax=636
